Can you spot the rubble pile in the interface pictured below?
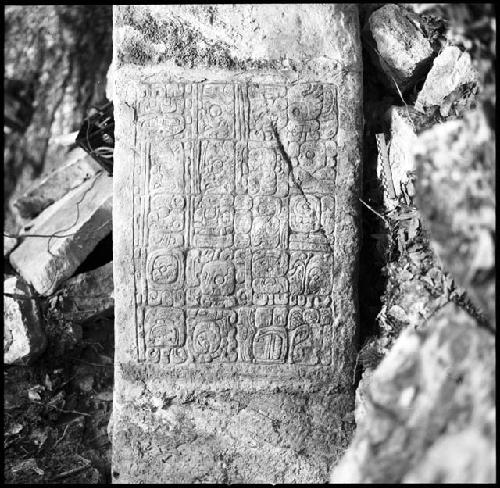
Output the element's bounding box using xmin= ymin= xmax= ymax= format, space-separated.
xmin=3 ymin=148 xmax=115 ymax=484
xmin=4 ymin=149 xmax=114 ymax=364
xmin=3 ymin=5 xmax=115 ymax=483
xmin=332 ymin=3 xmax=495 ymax=483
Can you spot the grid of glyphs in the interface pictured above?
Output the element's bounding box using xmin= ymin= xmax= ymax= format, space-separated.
xmin=131 ymin=81 xmax=339 ymax=365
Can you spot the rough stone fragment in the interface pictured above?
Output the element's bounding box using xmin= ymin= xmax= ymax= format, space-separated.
xmin=378 ymin=106 xmax=418 ymax=208
xmin=9 ymin=172 xmax=113 ymax=296
xmin=112 ymin=4 xmax=362 ymax=483
xmin=13 ymin=148 xmax=101 ymax=222
xmin=4 ymin=276 xmax=46 ymax=364
xmin=4 ymin=235 xmax=18 ymax=257
xmin=50 ymin=262 xmax=114 ymax=323
xmin=403 ymin=428 xmax=496 ymax=483
xmin=364 ymin=4 xmax=434 ymax=93
xmin=414 ymin=107 xmax=495 ymax=325
xmin=415 ymin=46 xmax=478 ymax=117
xmin=331 ymin=303 xmax=495 ymax=483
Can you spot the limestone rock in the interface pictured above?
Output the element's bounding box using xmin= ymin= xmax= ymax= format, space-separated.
xmin=353 ymin=369 xmax=374 ymax=427
xmin=9 ymin=172 xmax=113 ymax=296
xmin=4 ymin=235 xmax=18 ymax=257
xmin=50 ymin=262 xmax=114 ymax=323
xmin=414 ymin=107 xmax=495 ymax=325
xmin=4 ymin=276 xmax=46 ymax=365
xmin=113 ymin=4 xmax=362 ymax=483
xmin=331 ymin=303 xmax=495 ymax=483
xmin=415 ymin=45 xmax=478 ymax=117
xmin=403 ymin=428 xmax=496 ymax=483
xmin=364 ymin=4 xmax=435 ymax=93
xmin=378 ymin=106 xmax=418 ymax=208
xmin=13 ymin=148 xmax=101 ymax=222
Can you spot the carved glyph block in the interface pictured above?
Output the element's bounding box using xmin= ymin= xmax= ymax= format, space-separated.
xmin=113 ymin=4 xmax=362 ymax=484
xmin=122 ymin=78 xmax=347 ymax=364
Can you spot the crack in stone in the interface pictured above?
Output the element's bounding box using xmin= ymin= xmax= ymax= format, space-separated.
xmin=270 ymin=122 xmax=336 ymax=255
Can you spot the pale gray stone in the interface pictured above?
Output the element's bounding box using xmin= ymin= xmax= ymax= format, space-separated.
xmin=49 ymin=261 xmax=114 ymax=323
xmin=4 ymin=276 xmax=46 ymax=365
xmin=414 ymin=107 xmax=495 ymax=325
xmin=378 ymin=106 xmax=418 ymax=209
xmin=112 ymin=4 xmax=362 ymax=483
xmin=4 ymin=235 xmax=18 ymax=257
xmin=364 ymin=4 xmax=434 ymax=93
xmin=403 ymin=428 xmax=496 ymax=483
xmin=415 ymin=45 xmax=478 ymax=117
xmin=13 ymin=148 xmax=101 ymax=222
xmin=9 ymin=172 xmax=112 ymax=296
xmin=331 ymin=303 xmax=495 ymax=484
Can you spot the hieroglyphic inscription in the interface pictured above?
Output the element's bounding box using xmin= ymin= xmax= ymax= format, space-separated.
xmin=130 ymin=81 xmax=339 ymax=365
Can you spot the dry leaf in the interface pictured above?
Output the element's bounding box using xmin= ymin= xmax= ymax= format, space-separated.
xmin=7 ymin=423 xmax=23 ymax=435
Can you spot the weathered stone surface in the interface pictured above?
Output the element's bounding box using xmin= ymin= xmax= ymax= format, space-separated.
xmin=4 ymin=276 xmax=46 ymax=365
xmin=4 ymin=236 xmax=18 ymax=257
xmin=364 ymin=4 xmax=434 ymax=93
xmin=10 ymin=172 xmax=113 ymax=296
xmin=13 ymin=148 xmax=101 ymax=222
xmin=331 ymin=303 xmax=495 ymax=483
xmin=414 ymin=107 xmax=495 ymax=325
xmin=377 ymin=106 xmax=418 ymax=208
xmin=50 ymin=262 xmax=114 ymax=323
xmin=112 ymin=4 xmax=362 ymax=483
xmin=415 ymin=45 xmax=478 ymax=117
xmin=404 ymin=427 xmax=496 ymax=483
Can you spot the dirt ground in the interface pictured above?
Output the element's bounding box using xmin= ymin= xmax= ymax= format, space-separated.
xmin=4 ymin=314 xmax=114 ymax=483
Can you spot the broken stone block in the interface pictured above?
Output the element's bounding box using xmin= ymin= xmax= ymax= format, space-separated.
xmin=9 ymin=172 xmax=113 ymax=296
xmin=364 ymin=4 xmax=435 ymax=93
xmin=112 ymin=4 xmax=363 ymax=484
xmin=331 ymin=303 xmax=495 ymax=483
xmin=13 ymin=148 xmax=101 ymax=222
xmin=4 ymin=276 xmax=46 ymax=365
xmin=50 ymin=262 xmax=114 ymax=323
xmin=378 ymin=106 xmax=418 ymax=208
xmin=414 ymin=107 xmax=495 ymax=325
xmin=415 ymin=46 xmax=478 ymax=117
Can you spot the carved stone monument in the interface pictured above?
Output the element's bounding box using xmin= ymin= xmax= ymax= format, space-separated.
xmin=112 ymin=5 xmax=362 ymax=483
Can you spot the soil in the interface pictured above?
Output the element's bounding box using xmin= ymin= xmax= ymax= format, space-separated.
xmin=4 ymin=314 xmax=114 ymax=483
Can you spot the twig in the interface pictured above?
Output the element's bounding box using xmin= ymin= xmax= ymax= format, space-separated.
xmin=4 ymin=232 xmax=79 ymax=239
xmin=48 ymin=462 xmax=92 ymax=481
xmin=359 ymin=198 xmax=391 ymax=229
xmin=54 ymin=373 xmax=79 ymax=392
xmin=32 ymin=401 xmax=91 ymax=417
xmin=47 ymin=172 xmax=103 ymax=256
xmin=69 ymin=357 xmax=112 ymax=368
xmin=3 ymin=292 xmax=39 ymax=301
xmin=3 ymin=170 xmax=104 ymax=243
xmin=52 ymin=423 xmax=71 ymax=449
